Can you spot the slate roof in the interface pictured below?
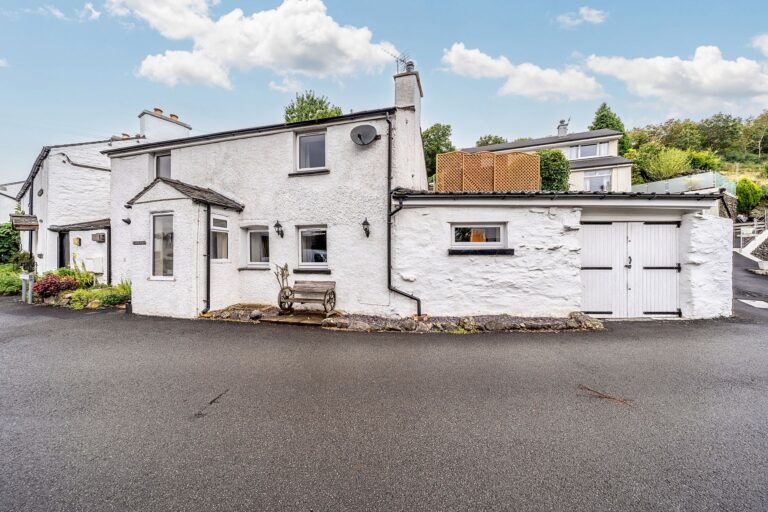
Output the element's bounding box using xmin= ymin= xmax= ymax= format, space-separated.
xmin=463 ymin=128 xmax=623 ymax=153
xmin=568 ymin=155 xmax=633 ymax=170
xmin=392 ymin=188 xmax=723 ymax=200
xmin=126 ymin=177 xmax=244 ymax=211
xmin=9 ymin=214 xmax=39 ymax=230
xmin=49 ymin=218 xmax=111 ymax=232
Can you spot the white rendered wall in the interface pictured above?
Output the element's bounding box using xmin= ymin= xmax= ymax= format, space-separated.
xmin=111 ymin=153 xmax=153 ymax=282
xmin=391 ymin=206 xmax=583 ymax=317
xmin=679 ymin=212 xmax=732 ymax=318
xmin=568 ymin=165 xmax=632 ymax=193
xmin=68 ymin=229 xmax=109 ymax=283
xmin=139 ymin=113 xmax=190 ymax=141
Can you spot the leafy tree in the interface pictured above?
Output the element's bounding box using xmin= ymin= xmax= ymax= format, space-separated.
xmin=538 ymin=149 xmax=570 ymax=190
xmin=422 ymin=123 xmax=455 ymax=177
xmin=687 ymin=149 xmax=722 ymax=171
xmin=654 ymin=119 xmax=703 ymax=150
xmin=628 ymin=128 xmax=654 ymax=149
xmin=0 ymin=224 xmax=20 ymax=264
xmin=646 ymin=148 xmax=691 ymax=181
xmin=475 ymin=134 xmax=507 ymax=147
xmin=736 ymin=178 xmax=762 ymax=214
xmin=589 ymin=102 xmax=631 ymax=155
xmin=698 ymin=113 xmax=742 ymax=154
xmin=283 ymin=90 xmax=342 ymax=123
xmin=744 ymin=110 xmax=768 ymax=159
xmin=630 ymin=141 xmax=664 ymax=183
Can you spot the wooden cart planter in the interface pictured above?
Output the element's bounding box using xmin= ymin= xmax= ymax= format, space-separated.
xmin=278 ymin=280 xmax=336 ymax=314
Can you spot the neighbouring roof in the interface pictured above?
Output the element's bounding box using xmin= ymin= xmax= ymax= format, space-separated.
xmin=463 ymin=129 xmax=623 ymax=153
xmin=49 ymin=218 xmax=110 ymax=232
xmin=9 ymin=214 xmax=39 ymax=230
xmin=16 ymin=137 xmax=146 ymax=201
xmin=568 ymin=155 xmax=633 ymax=170
xmin=103 ymin=107 xmax=398 ymax=157
xmin=393 ymin=188 xmax=723 ymax=201
xmin=139 ymin=109 xmax=192 ymax=129
xmin=127 ymin=177 xmax=244 ymax=211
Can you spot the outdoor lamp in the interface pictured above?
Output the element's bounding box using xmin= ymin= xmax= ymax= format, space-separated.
xmin=274 ymin=221 xmax=284 ymax=238
xmin=362 ymin=218 xmax=370 ymax=238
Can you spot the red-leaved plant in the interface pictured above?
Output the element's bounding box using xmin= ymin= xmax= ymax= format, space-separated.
xmin=32 ymin=274 xmax=79 ymax=298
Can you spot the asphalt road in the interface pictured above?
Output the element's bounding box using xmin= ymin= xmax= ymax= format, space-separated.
xmin=1 ymin=294 xmax=767 ymax=511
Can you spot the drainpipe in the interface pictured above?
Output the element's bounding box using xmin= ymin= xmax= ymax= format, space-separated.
xmin=385 ymin=113 xmax=422 ymax=316
xmin=201 ymin=204 xmax=212 ymax=314
xmin=106 ymin=226 xmax=112 ymax=285
xmin=27 ymin=187 xmax=33 ymax=257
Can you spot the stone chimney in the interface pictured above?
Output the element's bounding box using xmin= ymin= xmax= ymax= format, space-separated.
xmin=138 ymin=108 xmax=192 ymax=141
xmin=392 ymin=61 xmax=428 ymax=191
xmin=557 ymin=119 xmax=569 ymax=136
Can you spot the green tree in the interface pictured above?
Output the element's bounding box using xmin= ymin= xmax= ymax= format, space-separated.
xmin=646 ymin=148 xmax=691 ymax=181
xmin=538 ymin=149 xmax=570 ymax=190
xmin=656 ymin=119 xmax=703 ymax=150
xmin=687 ymin=149 xmax=722 ymax=171
xmin=283 ymin=90 xmax=342 ymax=123
xmin=744 ymin=110 xmax=768 ymax=159
xmin=475 ymin=134 xmax=507 ymax=147
xmin=422 ymin=123 xmax=455 ymax=177
xmin=736 ymin=178 xmax=762 ymax=214
xmin=698 ymin=113 xmax=742 ymax=154
xmin=589 ymin=102 xmax=631 ymax=155
xmin=630 ymin=141 xmax=663 ymax=183
xmin=0 ymin=224 xmax=20 ymax=264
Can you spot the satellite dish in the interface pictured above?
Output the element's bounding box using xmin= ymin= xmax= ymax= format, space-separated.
xmin=350 ymin=124 xmax=378 ymax=145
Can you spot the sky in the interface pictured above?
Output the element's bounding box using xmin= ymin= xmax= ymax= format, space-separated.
xmin=1 ymin=0 xmax=768 ymax=183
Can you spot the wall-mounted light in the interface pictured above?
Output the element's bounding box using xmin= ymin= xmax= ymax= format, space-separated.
xmin=362 ymin=217 xmax=370 ymax=238
xmin=122 ymin=218 xmax=131 ymax=224
xmin=274 ymin=221 xmax=284 ymax=238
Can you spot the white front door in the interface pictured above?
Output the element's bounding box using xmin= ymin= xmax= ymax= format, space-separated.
xmin=581 ymin=221 xmax=680 ymax=318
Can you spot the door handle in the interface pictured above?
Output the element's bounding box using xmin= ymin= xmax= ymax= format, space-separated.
xmin=625 ymin=256 xmax=632 ymax=269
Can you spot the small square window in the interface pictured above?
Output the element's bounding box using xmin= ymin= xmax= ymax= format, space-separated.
xmin=211 ymin=215 xmax=229 ymax=260
xmin=452 ymin=225 xmax=504 ymax=247
xmin=155 ymin=154 xmax=171 ymax=178
xmin=248 ymin=231 xmax=269 ymax=265
xmin=299 ymin=227 xmax=327 ymax=266
xmin=298 ymin=133 xmax=325 ymax=170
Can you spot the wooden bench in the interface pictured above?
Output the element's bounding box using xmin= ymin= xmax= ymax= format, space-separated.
xmin=278 ymin=280 xmax=336 ymax=314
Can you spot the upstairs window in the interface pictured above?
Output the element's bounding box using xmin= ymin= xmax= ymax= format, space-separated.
xmin=452 ymin=225 xmax=504 ymax=248
xmin=155 ymin=154 xmax=171 ymax=178
xmin=298 ymin=133 xmax=326 ymax=170
xmin=299 ymin=227 xmax=328 ymax=267
xmin=569 ymin=142 xmax=610 ymax=160
xmin=211 ymin=216 xmax=229 ymax=260
xmin=584 ymin=170 xmax=612 ymax=192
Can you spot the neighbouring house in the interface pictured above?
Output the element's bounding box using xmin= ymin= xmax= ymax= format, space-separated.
xmin=464 ymin=120 xmax=633 ymax=192
xmin=104 ymin=65 xmax=731 ymax=321
xmin=1 ymin=180 xmax=23 ymax=222
xmin=12 ymin=109 xmax=190 ymax=282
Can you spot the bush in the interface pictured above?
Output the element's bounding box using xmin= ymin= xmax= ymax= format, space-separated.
xmin=69 ymin=285 xmax=130 ymax=310
xmin=538 ymin=149 xmax=570 ymax=190
xmin=0 ymin=263 xmax=21 ymax=295
xmin=736 ymin=178 xmax=763 ymax=214
xmin=69 ymin=288 xmax=96 ymax=310
xmin=762 ymin=184 xmax=768 ymax=200
xmin=32 ymin=274 xmax=79 ymax=298
xmin=646 ymin=148 xmax=691 ymax=181
xmin=688 ymin=149 xmax=722 ymax=171
xmin=0 ymin=224 xmax=20 ymax=264
xmin=11 ymin=251 xmax=35 ymax=273
xmin=53 ymin=265 xmax=95 ymax=288
xmin=764 ymin=162 xmax=768 ymax=179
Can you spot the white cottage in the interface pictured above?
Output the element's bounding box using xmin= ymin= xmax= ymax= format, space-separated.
xmin=13 ymin=110 xmax=190 ymax=282
xmin=104 ymin=66 xmax=731 ymax=320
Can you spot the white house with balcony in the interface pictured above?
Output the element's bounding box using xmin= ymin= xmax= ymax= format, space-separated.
xmin=103 ymin=65 xmax=731 ymax=321
xmin=464 ymin=120 xmax=633 ymax=192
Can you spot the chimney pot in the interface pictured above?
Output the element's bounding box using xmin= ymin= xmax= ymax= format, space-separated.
xmin=122 ymin=133 xmax=130 ymax=139
xmin=153 ymin=107 xmax=163 ymax=115
xmin=169 ymin=113 xmax=179 ymax=121
xmin=405 ymin=60 xmax=415 ymax=72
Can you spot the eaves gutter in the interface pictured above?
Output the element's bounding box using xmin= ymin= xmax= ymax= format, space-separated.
xmin=16 ymin=146 xmax=50 ymax=201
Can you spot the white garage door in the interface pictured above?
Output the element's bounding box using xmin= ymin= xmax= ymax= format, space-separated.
xmin=580 ymin=221 xmax=680 ymax=318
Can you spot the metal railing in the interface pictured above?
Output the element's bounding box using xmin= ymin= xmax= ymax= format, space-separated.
xmin=736 ymin=213 xmax=768 ymax=252
xmin=632 ymin=171 xmax=736 ymax=195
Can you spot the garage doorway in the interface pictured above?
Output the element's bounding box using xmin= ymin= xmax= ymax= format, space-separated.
xmin=580 ymin=221 xmax=680 ymax=318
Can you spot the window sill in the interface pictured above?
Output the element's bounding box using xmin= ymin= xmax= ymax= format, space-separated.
xmin=211 ymin=259 xmax=231 ymax=264
xmin=293 ymin=267 xmax=331 ymax=274
xmin=448 ymin=248 xmax=515 ymax=256
xmin=238 ymin=266 xmax=270 ymax=271
xmin=289 ymin=168 xmax=330 ymax=177
xmin=148 ymin=276 xmax=175 ymax=281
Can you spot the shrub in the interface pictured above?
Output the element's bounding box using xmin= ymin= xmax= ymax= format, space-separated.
xmin=764 ymin=162 xmax=768 ymax=179
xmin=762 ymin=184 xmax=768 ymax=200
xmin=736 ymin=178 xmax=763 ymax=214
xmin=538 ymin=149 xmax=570 ymax=190
xmin=32 ymin=274 xmax=79 ymax=298
xmin=10 ymin=251 xmax=35 ymax=273
xmin=69 ymin=285 xmax=130 ymax=309
xmin=0 ymin=224 xmax=20 ymax=264
xmin=54 ymin=265 xmax=95 ymax=288
xmin=688 ymin=149 xmax=722 ymax=171
xmin=69 ymin=288 xmax=96 ymax=310
xmin=0 ymin=263 xmax=21 ymax=295
xmin=646 ymin=148 xmax=691 ymax=181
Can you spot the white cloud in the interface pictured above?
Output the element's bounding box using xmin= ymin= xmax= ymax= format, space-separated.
xmin=0 ymin=58 xmax=7 ymax=68
xmin=557 ymin=6 xmax=607 ymax=28
xmin=79 ymin=2 xmax=101 ymax=21
xmin=40 ymin=5 xmax=67 ymax=20
xmin=587 ymin=45 xmax=768 ymax=111
xmin=751 ymin=33 xmax=768 ymax=57
xmin=269 ymin=77 xmax=303 ymax=93
xmin=442 ymin=42 xmax=603 ymax=101
xmin=106 ymin=0 xmax=397 ymax=88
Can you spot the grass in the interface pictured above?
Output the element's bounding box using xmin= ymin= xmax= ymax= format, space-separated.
xmin=721 ymin=162 xmax=768 ymax=187
xmin=0 ymin=263 xmax=21 ymax=295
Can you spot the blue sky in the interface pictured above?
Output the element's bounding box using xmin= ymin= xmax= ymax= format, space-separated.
xmin=1 ymin=0 xmax=768 ymax=183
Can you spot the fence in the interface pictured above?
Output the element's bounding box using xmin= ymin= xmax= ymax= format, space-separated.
xmin=631 ymin=171 xmax=736 ymax=195
xmin=435 ymin=151 xmax=540 ymax=192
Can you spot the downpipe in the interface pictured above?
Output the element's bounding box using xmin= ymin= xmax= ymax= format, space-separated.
xmin=201 ymin=204 xmax=212 ymax=314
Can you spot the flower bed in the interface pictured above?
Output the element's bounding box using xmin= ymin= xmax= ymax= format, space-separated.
xmin=22 ymin=266 xmax=132 ymax=310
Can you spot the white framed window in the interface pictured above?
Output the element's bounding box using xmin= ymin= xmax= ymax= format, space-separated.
xmin=584 ymin=170 xmax=612 ymax=192
xmin=247 ymin=229 xmax=270 ymax=266
xmin=210 ymin=215 xmax=229 ymax=261
xmin=579 ymin=143 xmax=598 ymax=158
xmin=152 ymin=214 xmax=173 ymax=277
xmin=298 ymin=227 xmax=328 ymax=267
xmin=451 ymin=224 xmax=504 ymax=248
xmin=569 ymin=142 xmax=610 ymax=160
xmin=155 ymin=154 xmax=171 ymax=179
xmin=297 ymin=133 xmax=326 ymax=170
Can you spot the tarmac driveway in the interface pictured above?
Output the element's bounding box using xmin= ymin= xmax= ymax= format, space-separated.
xmin=1 ymin=296 xmax=767 ymax=511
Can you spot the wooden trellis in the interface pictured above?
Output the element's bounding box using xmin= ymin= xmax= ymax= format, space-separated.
xmin=435 ymin=151 xmax=541 ymax=192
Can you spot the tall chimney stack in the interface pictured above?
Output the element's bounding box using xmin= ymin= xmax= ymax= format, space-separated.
xmin=557 ymin=119 xmax=569 ymax=136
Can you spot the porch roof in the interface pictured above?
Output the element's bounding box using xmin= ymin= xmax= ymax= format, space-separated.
xmin=49 ymin=218 xmax=110 ymax=232
xmin=9 ymin=214 xmax=39 ymax=231
xmin=126 ymin=177 xmax=244 ymax=212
